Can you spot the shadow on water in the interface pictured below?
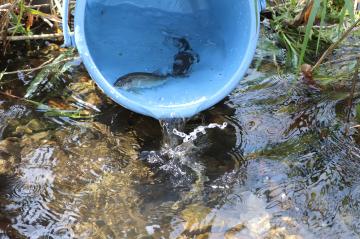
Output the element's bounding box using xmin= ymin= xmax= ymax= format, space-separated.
xmin=1 ymin=29 xmax=360 ymax=239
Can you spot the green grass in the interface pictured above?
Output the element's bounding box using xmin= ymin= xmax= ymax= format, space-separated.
xmin=269 ymin=0 xmax=359 ymax=70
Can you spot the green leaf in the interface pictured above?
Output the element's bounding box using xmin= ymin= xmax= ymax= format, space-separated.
xmin=356 ymin=104 xmax=360 ymax=123
xmin=9 ymin=11 xmax=27 ymax=35
xmin=299 ymin=0 xmax=321 ymax=67
xmin=44 ymin=109 xmax=93 ymax=119
xmin=281 ymin=32 xmax=299 ymax=67
xmin=316 ymin=0 xmax=327 ymax=55
xmin=25 ymin=67 xmax=53 ymax=99
xmin=25 ymin=53 xmax=75 ymax=99
xmin=344 ymin=0 xmax=355 ymax=22
xmin=25 ymin=7 xmax=61 ymax=22
xmin=13 ymin=0 xmax=26 ymax=35
xmin=338 ymin=7 xmax=346 ymax=36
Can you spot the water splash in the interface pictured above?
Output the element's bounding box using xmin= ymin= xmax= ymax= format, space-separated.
xmin=173 ymin=122 xmax=228 ymax=143
xmin=142 ymin=118 xmax=227 ymax=168
xmin=156 ymin=119 xmax=228 ymax=164
xmin=142 ymin=118 xmax=198 ymax=180
xmin=141 ymin=119 xmax=229 ymax=190
xmin=159 ymin=118 xmax=187 ymax=148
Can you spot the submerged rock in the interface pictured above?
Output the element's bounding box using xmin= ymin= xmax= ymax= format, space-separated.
xmin=0 ymin=137 xmax=21 ymax=174
xmin=15 ymin=119 xmax=48 ymax=136
xmin=177 ymin=203 xmax=212 ymax=238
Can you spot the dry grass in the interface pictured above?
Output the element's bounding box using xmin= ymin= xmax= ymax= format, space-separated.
xmin=0 ymin=0 xmax=66 ymax=53
xmin=0 ymin=0 xmax=18 ymax=43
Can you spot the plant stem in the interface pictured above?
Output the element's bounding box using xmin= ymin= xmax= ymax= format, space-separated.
xmin=1 ymin=32 xmax=63 ymax=41
xmin=312 ymin=18 xmax=360 ymax=71
xmin=3 ymin=56 xmax=78 ymax=75
xmin=0 ymin=3 xmax=12 ymax=10
xmin=345 ymin=57 xmax=360 ymax=134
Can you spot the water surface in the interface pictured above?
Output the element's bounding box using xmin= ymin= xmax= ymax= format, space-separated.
xmin=1 ymin=29 xmax=360 ymax=239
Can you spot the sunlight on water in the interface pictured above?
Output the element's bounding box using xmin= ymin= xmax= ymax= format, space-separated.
xmin=3 ymin=22 xmax=360 ymax=238
xmin=2 ymin=64 xmax=360 ymax=238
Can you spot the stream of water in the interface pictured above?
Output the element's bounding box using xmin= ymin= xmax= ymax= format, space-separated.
xmin=1 ymin=28 xmax=360 ymax=239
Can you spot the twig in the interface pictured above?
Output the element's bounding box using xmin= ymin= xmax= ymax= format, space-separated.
xmin=269 ymin=1 xmax=292 ymax=11
xmin=312 ymin=18 xmax=360 ymax=72
xmin=0 ymin=3 xmax=11 ymax=10
xmin=297 ymin=24 xmax=340 ymax=30
xmin=0 ymin=91 xmax=45 ymax=110
xmin=0 ymin=91 xmax=23 ymax=100
xmin=345 ymin=58 xmax=360 ymax=134
xmin=311 ymin=24 xmax=339 ymax=29
xmin=52 ymin=0 xmax=63 ymax=18
xmin=3 ymin=57 xmax=78 ymax=75
xmin=322 ymin=54 xmax=360 ymax=65
xmin=0 ymin=79 xmax=17 ymax=85
xmin=1 ymin=33 xmax=63 ymax=41
xmin=27 ymin=4 xmax=51 ymax=8
xmin=3 ymin=57 xmax=55 ymax=75
xmin=41 ymin=17 xmax=54 ymax=28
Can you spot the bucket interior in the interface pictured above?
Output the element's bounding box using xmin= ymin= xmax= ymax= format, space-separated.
xmin=83 ymin=0 xmax=254 ymax=117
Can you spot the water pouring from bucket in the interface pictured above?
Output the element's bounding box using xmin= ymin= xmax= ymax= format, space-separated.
xmin=62 ymin=0 xmax=266 ymax=119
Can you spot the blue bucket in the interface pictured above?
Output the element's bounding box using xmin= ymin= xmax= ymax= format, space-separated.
xmin=62 ymin=0 xmax=265 ymax=119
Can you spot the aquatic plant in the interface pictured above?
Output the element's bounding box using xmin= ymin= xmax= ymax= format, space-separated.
xmin=268 ymin=0 xmax=359 ymax=69
xmin=24 ymin=48 xmax=77 ymax=99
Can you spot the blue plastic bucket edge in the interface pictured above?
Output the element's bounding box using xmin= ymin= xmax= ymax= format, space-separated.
xmin=73 ymin=0 xmax=261 ymax=119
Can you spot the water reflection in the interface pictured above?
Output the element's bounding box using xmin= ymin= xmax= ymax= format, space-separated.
xmin=1 ymin=35 xmax=360 ymax=239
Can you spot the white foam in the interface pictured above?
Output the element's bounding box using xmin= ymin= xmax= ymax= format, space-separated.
xmin=173 ymin=122 xmax=228 ymax=143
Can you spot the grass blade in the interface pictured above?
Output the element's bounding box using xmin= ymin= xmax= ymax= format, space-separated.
xmin=25 ymin=53 xmax=74 ymax=99
xmin=316 ymin=0 xmax=327 ymax=55
xmin=338 ymin=7 xmax=346 ymax=36
xmin=299 ymin=0 xmax=321 ymax=67
xmin=344 ymin=0 xmax=355 ymax=22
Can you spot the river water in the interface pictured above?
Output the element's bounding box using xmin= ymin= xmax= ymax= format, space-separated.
xmin=1 ymin=30 xmax=360 ymax=238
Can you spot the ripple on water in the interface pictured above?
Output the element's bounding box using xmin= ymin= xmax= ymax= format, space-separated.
xmin=4 ymin=146 xmax=76 ymax=239
xmin=243 ymin=131 xmax=360 ymax=238
xmin=3 ymin=33 xmax=360 ymax=238
xmin=0 ymin=105 xmax=28 ymax=138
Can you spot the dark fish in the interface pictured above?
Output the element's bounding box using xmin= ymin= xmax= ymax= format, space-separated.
xmin=172 ymin=37 xmax=199 ymax=76
xmin=174 ymin=37 xmax=191 ymax=51
xmin=173 ymin=51 xmax=199 ymax=76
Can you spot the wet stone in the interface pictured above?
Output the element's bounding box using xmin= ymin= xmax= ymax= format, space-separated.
xmin=25 ymin=119 xmax=47 ymax=132
xmin=0 ymin=155 xmax=19 ymax=175
xmin=0 ymin=160 xmax=6 ymax=175
xmin=0 ymin=137 xmax=21 ymax=160
xmin=178 ymin=204 xmax=212 ymax=237
xmin=20 ymin=131 xmax=52 ymax=151
xmin=14 ymin=125 xmax=33 ymax=135
xmin=0 ymin=137 xmax=20 ymax=174
xmin=85 ymin=92 xmax=103 ymax=107
xmin=14 ymin=119 xmax=48 ymax=136
xmin=27 ymin=131 xmax=51 ymax=142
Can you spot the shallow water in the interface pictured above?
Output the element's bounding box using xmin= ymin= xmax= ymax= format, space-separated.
xmin=1 ymin=32 xmax=360 ymax=239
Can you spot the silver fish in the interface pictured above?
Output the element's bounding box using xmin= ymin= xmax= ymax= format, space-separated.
xmin=114 ymin=72 xmax=170 ymax=91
